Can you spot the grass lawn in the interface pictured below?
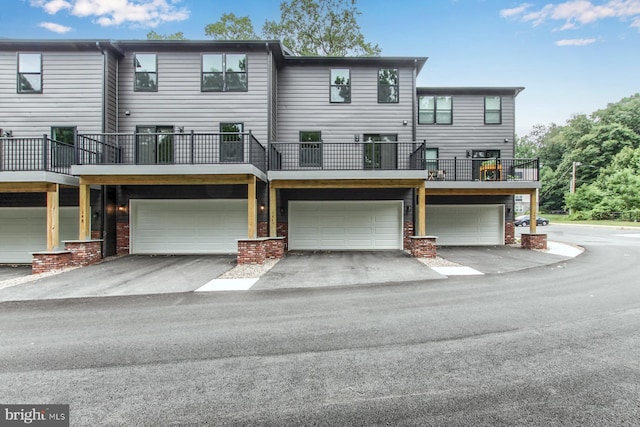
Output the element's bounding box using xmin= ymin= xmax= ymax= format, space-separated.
xmin=544 ymin=214 xmax=640 ymax=228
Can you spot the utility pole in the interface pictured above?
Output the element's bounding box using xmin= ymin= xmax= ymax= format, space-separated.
xmin=571 ymin=161 xmax=581 ymax=194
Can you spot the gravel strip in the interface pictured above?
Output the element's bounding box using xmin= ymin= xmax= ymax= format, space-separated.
xmin=218 ymin=259 xmax=280 ymax=279
xmin=416 ymin=256 xmax=462 ymax=268
xmin=0 ymin=267 xmax=79 ymax=291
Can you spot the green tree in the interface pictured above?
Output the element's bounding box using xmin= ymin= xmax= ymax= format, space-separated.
xmin=262 ymin=0 xmax=380 ymax=56
xmin=146 ymin=31 xmax=185 ymax=40
xmin=204 ymin=13 xmax=259 ymax=40
xmin=592 ymin=93 xmax=640 ymax=135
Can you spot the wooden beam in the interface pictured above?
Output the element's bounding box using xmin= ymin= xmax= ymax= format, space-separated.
xmin=418 ymin=186 xmax=426 ymax=236
xmin=530 ymin=189 xmax=538 ymax=234
xmin=248 ymin=176 xmax=257 ymax=239
xmin=0 ymin=182 xmax=57 ymax=193
xmin=269 ymin=185 xmax=277 ymax=238
xmin=425 ymin=187 xmax=539 ymax=196
xmin=79 ymin=174 xmax=254 ymax=186
xmin=79 ymin=184 xmax=91 ymax=240
xmin=46 ymin=184 xmax=60 ymax=251
xmin=270 ymin=179 xmax=426 ymax=189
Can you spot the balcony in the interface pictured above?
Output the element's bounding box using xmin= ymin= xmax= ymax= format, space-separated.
xmin=75 ymin=131 xmax=267 ymax=175
xmin=1 ymin=136 xmax=75 ymax=175
xmin=268 ymin=141 xmax=539 ymax=183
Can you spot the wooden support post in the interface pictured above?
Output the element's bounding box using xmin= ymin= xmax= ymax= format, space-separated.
xmin=418 ymin=186 xmax=426 ymax=236
xmin=248 ymin=176 xmax=257 ymax=239
xmin=269 ymin=185 xmax=277 ymax=238
xmin=46 ymin=184 xmax=60 ymax=251
xmin=79 ymin=184 xmax=91 ymax=240
xmin=530 ymin=189 xmax=538 ymax=234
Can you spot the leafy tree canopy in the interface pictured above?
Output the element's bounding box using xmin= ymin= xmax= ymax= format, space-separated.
xmin=202 ymin=0 xmax=380 ymax=56
xmin=146 ymin=31 xmax=185 ymax=40
xmin=204 ymin=13 xmax=259 ymax=40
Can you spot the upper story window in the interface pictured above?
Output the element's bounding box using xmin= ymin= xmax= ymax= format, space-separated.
xmin=330 ymin=69 xmax=350 ymax=103
xmin=485 ymin=96 xmax=502 ymax=124
xmin=418 ymin=96 xmax=452 ymax=125
xmin=18 ymin=53 xmax=42 ymax=93
xmin=378 ymin=69 xmax=398 ymax=103
xmin=134 ymin=53 xmax=157 ymax=92
xmin=202 ymin=53 xmax=248 ymax=92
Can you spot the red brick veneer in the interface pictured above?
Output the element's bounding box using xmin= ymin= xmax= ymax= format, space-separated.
xmin=32 ymin=240 xmax=103 ymax=274
xmin=505 ymin=222 xmax=515 ymax=245
xmin=403 ymin=221 xmax=414 ymax=251
xmin=116 ymin=221 xmax=129 ymax=255
xmin=521 ymin=233 xmax=548 ymax=250
xmin=410 ymin=236 xmax=437 ymax=258
xmin=237 ymin=238 xmax=285 ymax=265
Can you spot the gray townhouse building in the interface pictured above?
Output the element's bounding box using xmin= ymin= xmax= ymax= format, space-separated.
xmin=0 ymin=39 xmax=542 ymax=270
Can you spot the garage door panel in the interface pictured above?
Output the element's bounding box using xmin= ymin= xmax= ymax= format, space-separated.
xmin=130 ymin=199 xmax=246 ymax=254
xmin=0 ymin=207 xmax=80 ymax=263
xmin=427 ymin=204 xmax=504 ymax=246
xmin=289 ymin=201 xmax=402 ymax=250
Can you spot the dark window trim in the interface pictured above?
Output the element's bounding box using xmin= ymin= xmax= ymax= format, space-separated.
xmin=134 ymin=53 xmax=158 ymax=92
xmin=484 ymin=96 xmax=502 ymax=125
xmin=329 ymin=68 xmax=351 ymax=104
xmin=201 ymin=53 xmax=248 ymax=93
xmin=220 ymin=122 xmax=245 ymax=163
xmin=17 ymin=52 xmax=42 ymax=94
xmin=377 ymin=68 xmax=399 ymax=104
xmin=50 ymin=125 xmax=76 ymax=167
xmin=135 ymin=125 xmax=175 ymax=164
xmin=418 ymin=95 xmax=453 ymax=125
xmin=299 ymin=131 xmax=322 ymax=167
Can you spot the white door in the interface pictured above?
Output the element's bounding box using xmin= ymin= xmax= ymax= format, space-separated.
xmin=426 ymin=204 xmax=504 ymax=246
xmin=130 ymin=199 xmax=247 ymax=254
xmin=0 ymin=207 xmax=80 ymax=263
xmin=289 ymin=201 xmax=403 ymax=250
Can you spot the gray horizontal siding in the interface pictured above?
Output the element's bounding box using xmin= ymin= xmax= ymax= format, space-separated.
xmin=416 ymin=94 xmax=516 ymax=158
xmin=0 ymin=51 xmax=105 ymax=137
xmin=105 ymin=51 xmax=118 ymax=134
xmin=117 ymin=51 xmax=270 ymax=144
xmin=276 ymin=66 xmax=415 ymax=143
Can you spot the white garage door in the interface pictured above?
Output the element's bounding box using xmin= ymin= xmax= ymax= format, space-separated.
xmin=426 ymin=204 xmax=504 ymax=246
xmin=289 ymin=201 xmax=403 ymax=250
xmin=0 ymin=207 xmax=80 ymax=264
xmin=130 ymin=199 xmax=247 ymax=254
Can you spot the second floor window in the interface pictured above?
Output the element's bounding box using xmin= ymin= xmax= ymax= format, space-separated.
xmin=419 ymin=96 xmax=452 ymax=125
xmin=485 ymin=96 xmax=502 ymax=124
xmin=378 ymin=69 xmax=398 ymax=103
xmin=202 ymin=54 xmax=248 ymax=92
xmin=18 ymin=53 xmax=42 ymax=93
xmin=330 ymin=69 xmax=350 ymax=103
xmin=134 ymin=53 xmax=157 ymax=91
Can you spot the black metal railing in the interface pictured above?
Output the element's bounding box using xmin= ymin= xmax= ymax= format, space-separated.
xmin=76 ymin=131 xmax=267 ymax=172
xmin=268 ymin=141 xmax=539 ymax=182
xmin=269 ymin=141 xmax=426 ymax=171
xmin=0 ymin=136 xmax=74 ymax=175
xmin=423 ymin=158 xmax=539 ymax=182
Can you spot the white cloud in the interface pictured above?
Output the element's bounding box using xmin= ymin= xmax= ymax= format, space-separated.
xmin=555 ymin=37 xmax=597 ymax=45
xmin=29 ymin=0 xmax=190 ymax=28
xmin=500 ymin=0 xmax=640 ymax=31
xmin=30 ymin=0 xmax=71 ymax=15
xmin=499 ymin=3 xmax=532 ymax=18
xmin=38 ymin=21 xmax=73 ymax=33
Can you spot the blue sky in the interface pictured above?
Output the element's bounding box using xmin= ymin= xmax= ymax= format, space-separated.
xmin=2 ymin=0 xmax=639 ymax=136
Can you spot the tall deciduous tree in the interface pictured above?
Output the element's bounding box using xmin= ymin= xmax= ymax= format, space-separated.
xmin=146 ymin=31 xmax=186 ymax=40
xmin=204 ymin=13 xmax=259 ymax=40
xmin=263 ymin=0 xmax=380 ymax=56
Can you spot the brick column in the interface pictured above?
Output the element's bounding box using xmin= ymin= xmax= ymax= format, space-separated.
xmin=521 ymin=233 xmax=548 ymax=250
xmin=64 ymin=240 xmax=103 ymax=267
xmin=257 ymin=221 xmax=268 ymax=238
xmin=410 ymin=236 xmax=437 ymax=258
xmin=237 ymin=237 xmax=286 ymax=265
xmin=116 ymin=221 xmax=130 ymax=255
xmin=277 ymin=222 xmax=289 ymax=250
xmin=32 ymin=251 xmax=73 ymax=274
xmin=403 ymin=221 xmax=414 ymax=251
xmin=505 ymin=222 xmax=515 ymax=245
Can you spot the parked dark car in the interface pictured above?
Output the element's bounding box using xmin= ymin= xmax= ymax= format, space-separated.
xmin=514 ymin=215 xmax=549 ymax=226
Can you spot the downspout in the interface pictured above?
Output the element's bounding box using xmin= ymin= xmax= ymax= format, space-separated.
xmin=96 ymin=41 xmax=106 ymax=134
xmin=412 ymin=59 xmax=417 ymax=142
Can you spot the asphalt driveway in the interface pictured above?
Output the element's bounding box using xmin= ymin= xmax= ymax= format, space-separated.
xmin=252 ymin=251 xmax=444 ymax=290
xmin=0 ymin=265 xmax=31 ymax=281
xmin=0 ymin=255 xmax=235 ymax=302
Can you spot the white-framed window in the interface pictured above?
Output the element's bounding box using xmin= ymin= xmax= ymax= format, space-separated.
xmin=17 ymin=53 xmax=42 ymax=93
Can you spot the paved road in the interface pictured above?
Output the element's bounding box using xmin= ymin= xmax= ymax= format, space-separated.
xmin=1 ymin=224 xmax=639 ymax=425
